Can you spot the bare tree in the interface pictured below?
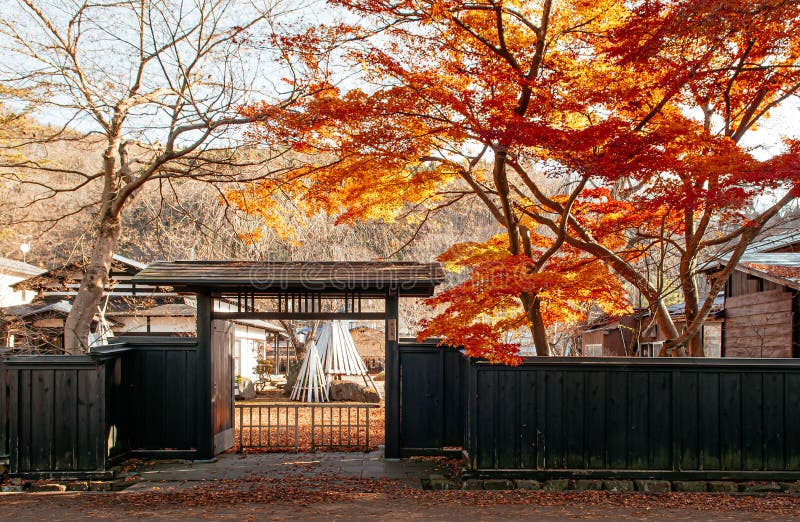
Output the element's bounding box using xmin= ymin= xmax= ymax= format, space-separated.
xmin=0 ymin=0 xmax=305 ymax=353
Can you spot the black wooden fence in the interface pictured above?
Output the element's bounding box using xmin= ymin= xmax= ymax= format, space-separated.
xmin=0 ymin=350 xmax=125 ymax=479
xmin=5 ymin=338 xmax=800 ymax=481
xmin=0 ymin=337 xmax=201 ymax=478
xmin=464 ymin=357 xmax=800 ymax=480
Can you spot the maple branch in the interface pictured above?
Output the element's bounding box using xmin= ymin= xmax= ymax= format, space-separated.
xmin=533 ymin=176 xmax=589 ymax=272
xmin=449 ymin=14 xmax=520 ymax=73
xmin=670 ymin=189 xmax=799 ymax=351
xmin=491 ymin=1 xmax=520 ymax=71
xmin=386 ymin=193 xmax=467 ymax=258
xmin=723 ymin=38 xmax=756 ymax=136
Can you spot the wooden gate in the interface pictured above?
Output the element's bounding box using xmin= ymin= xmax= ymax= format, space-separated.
xmin=211 ymin=320 xmax=235 ymax=453
xmin=398 ymin=342 xmax=465 ymax=456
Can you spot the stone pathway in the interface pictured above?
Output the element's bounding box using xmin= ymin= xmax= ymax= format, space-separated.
xmin=120 ymin=449 xmax=446 ymax=492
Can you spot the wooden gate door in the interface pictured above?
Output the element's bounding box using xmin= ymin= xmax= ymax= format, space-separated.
xmin=211 ymin=320 xmax=235 ymax=453
xmin=398 ymin=342 xmax=466 ymax=456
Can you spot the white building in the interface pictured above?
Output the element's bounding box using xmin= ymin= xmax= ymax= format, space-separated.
xmin=0 ymin=257 xmax=45 ymax=307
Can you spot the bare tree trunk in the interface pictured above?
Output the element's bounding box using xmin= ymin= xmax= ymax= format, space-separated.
xmin=63 ymin=210 xmax=121 ymax=353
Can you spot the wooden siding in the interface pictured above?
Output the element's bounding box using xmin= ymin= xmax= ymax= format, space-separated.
xmin=122 ymin=340 xmax=199 ymax=453
xmin=727 ymin=271 xmax=782 ymax=298
xmin=725 ymin=289 xmax=793 ymax=358
xmin=704 ymin=322 xmax=723 ymax=357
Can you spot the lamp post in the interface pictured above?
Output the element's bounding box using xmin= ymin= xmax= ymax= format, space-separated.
xmin=20 ymin=243 xmax=30 ymax=263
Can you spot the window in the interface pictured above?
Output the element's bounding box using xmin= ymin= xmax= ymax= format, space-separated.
xmin=234 ymin=340 xmax=242 ymax=377
xmin=585 ymin=343 xmax=603 ymax=357
xmin=638 ymin=342 xmax=662 ymax=357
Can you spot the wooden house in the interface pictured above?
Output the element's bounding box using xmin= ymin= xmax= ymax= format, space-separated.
xmin=579 ymin=294 xmax=725 ymax=357
xmin=580 ymin=315 xmax=638 ymax=357
xmin=708 ymin=253 xmax=800 ymax=358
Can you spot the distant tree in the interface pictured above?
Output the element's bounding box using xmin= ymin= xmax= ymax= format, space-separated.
xmin=0 ymin=0 xmax=305 ymax=353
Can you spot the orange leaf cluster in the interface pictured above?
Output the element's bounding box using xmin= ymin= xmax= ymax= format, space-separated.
xmin=418 ymin=233 xmax=631 ymax=364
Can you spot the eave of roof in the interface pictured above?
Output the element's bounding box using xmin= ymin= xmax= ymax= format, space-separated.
xmin=2 ymin=300 xmax=72 ymax=318
xmin=132 ymin=260 xmax=446 ymax=297
xmin=703 ymin=253 xmax=800 ymax=291
xmin=0 ymin=257 xmax=46 ymax=277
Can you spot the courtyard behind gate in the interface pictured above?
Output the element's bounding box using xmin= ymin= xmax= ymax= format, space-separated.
xmin=235 ymin=402 xmax=380 ymax=453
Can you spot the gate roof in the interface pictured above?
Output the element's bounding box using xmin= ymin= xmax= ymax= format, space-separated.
xmin=132 ymin=260 xmax=445 ymax=297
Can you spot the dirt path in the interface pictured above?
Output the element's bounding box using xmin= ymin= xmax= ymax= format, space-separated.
xmin=0 ymin=491 xmax=795 ymax=521
xmin=2 ymin=475 xmax=799 ymax=522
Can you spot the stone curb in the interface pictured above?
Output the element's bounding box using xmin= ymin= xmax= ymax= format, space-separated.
xmin=423 ymin=477 xmax=800 ymax=494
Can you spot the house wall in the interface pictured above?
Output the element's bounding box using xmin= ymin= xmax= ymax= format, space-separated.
xmin=233 ymin=325 xmax=269 ymax=382
xmin=725 ymin=288 xmax=794 ymax=358
xmin=703 ymin=322 xmax=723 ymax=358
xmin=641 ymin=317 xmax=722 ymax=357
xmin=604 ymin=317 xmax=637 ymax=356
xmin=580 ymin=317 xmax=636 ymax=356
xmin=727 ymin=271 xmax=782 ymax=297
xmin=0 ymin=273 xmax=35 ymax=307
xmin=113 ymin=316 xmax=196 ymax=335
xmin=581 ymin=329 xmax=605 ymax=356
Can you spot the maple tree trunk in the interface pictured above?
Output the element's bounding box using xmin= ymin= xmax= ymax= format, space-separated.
xmin=683 ymin=293 xmax=705 ymax=358
xmin=63 ymin=209 xmax=122 ymax=354
xmin=653 ymin=300 xmax=686 ymax=356
xmin=522 ymin=293 xmax=550 ymax=356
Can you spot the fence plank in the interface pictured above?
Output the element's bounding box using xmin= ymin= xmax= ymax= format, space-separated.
xmin=606 ymin=370 xmax=628 ymax=469
xmin=564 ymin=371 xmax=585 ymax=469
xmin=649 ymin=372 xmax=671 ymax=469
xmin=628 ymin=372 xmax=649 ymax=469
xmin=30 ymin=370 xmax=54 ymax=471
xmin=741 ymin=372 xmax=764 ymax=470
xmin=763 ymin=372 xmax=785 ymax=470
xmin=679 ymin=371 xmax=699 ymax=470
xmin=476 ymin=370 xmax=497 ymax=469
xmin=495 ymin=370 xmax=519 ymax=469
xmin=77 ymin=369 xmax=100 ymax=470
xmin=699 ymin=372 xmax=721 ymax=470
xmin=719 ymin=373 xmax=742 ymax=470
xmin=518 ymin=370 xmax=538 ymax=469
xmin=53 ymin=369 xmax=77 ymax=471
xmin=544 ymin=370 xmax=564 ymax=469
xmin=585 ymin=371 xmax=605 ymax=469
xmin=786 ymin=373 xmax=800 ymax=470
xmin=18 ymin=369 xmax=31 ymax=472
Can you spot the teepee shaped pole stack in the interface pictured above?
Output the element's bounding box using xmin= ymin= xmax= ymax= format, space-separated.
xmin=290 ymin=340 xmax=329 ymax=403
xmin=317 ymin=321 xmax=381 ymax=398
